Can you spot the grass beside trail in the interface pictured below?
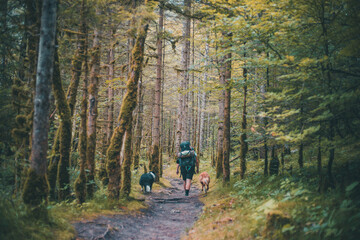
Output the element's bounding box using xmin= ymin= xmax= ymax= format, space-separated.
xmin=184 ymin=155 xmax=360 ymax=240
xmin=0 ymin=158 xmax=172 ymax=240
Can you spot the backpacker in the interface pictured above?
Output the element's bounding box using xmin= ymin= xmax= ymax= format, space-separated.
xmin=177 ymin=150 xmax=196 ymax=167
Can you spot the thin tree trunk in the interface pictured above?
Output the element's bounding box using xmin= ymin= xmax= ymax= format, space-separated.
xmin=107 ymin=23 xmax=148 ymax=199
xmin=75 ymin=1 xmax=88 ymax=203
xmin=53 ymin=41 xmax=72 ymax=201
xmin=121 ymin=128 xmax=133 ymax=196
xmin=222 ymin=51 xmax=231 ymax=183
xmin=216 ymin=61 xmax=225 ymax=179
xmin=239 ymin=50 xmax=248 ymax=179
xmin=199 ymin=39 xmax=208 ymax=153
xmin=86 ymin=23 xmax=101 ymax=198
xmin=22 ymin=0 xmax=57 ymax=210
xmin=133 ymin=76 xmax=144 ymax=170
xmin=150 ymin=1 xmax=164 ymax=180
xmin=180 ymin=0 xmax=191 ymax=141
xmin=48 ymin=11 xmax=86 ymax=198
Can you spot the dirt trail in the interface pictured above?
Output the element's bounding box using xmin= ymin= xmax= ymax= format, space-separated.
xmin=74 ymin=178 xmax=203 ymax=240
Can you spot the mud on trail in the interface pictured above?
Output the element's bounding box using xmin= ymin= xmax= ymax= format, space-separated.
xmin=74 ymin=178 xmax=203 ymax=240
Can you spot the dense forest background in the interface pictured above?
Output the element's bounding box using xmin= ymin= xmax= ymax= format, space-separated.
xmin=1 ymin=0 xmax=360 ymax=239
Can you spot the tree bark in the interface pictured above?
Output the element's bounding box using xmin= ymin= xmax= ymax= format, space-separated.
xmin=22 ymin=0 xmax=57 ymax=209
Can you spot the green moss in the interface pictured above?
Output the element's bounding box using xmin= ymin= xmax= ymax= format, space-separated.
xmin=74 ymin=168 xmax=87 ymax=204
xmin=121 ymin=129 xmax=133 ymax=197
xmin=48 ymin=155 xmax=59 ymax=200
xmin=86 ymin=132 xmax=96 ymax=198
xmin=22 ymin=168 xmax=49 ymax=207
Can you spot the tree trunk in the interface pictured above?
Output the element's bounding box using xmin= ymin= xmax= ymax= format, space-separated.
xmin=199 ymin=39 xmax=208 ymax=153
xmin=133 ymin=76 xmax=144 ymax=170
xmin=107 ymin=23 xmax=149 ymax=199
xmin=86 ymin=23 xmax=101 ymax=198
xmin=75 ymin=0 xmax=88 ymax=203
xmin=216 ymin=59 xmax=225 ymax=179
xmin=269 ymin=146 xmax=279 ymax=175
xmin=222 ymin=51 xmax=231 ymax=184
xmin=53 ymin=41 xmax=72 ymax=201
xmin=150 ymin=1 xmax=164 ymax=180
xmin=180 ymin=0 xmax=191 ymax=142
xmin=22 ymin=0 xmax=57 ymax=211
xmin=48 ymin=9 xmax=86 ymax=199
xmin=239 ymin=50 xmax=248 ymax=179
xmin=121 ymin=128 xmax=133 ymax=197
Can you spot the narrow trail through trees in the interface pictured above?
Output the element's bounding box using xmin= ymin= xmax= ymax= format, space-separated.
xmin=74 ymin=178 xmax=203 ymax=240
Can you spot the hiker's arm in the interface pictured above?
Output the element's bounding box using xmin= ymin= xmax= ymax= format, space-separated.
xmin=176 ymin=164 xmax=180 ymax=175
xmin=176 ymin=158 xmax=180 ymax=175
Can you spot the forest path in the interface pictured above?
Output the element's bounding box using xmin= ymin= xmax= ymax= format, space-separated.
xmin=74 ymin=178 xmax=203 ymax=240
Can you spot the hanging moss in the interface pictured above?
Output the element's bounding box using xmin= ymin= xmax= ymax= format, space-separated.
xmin=23 ymin=168 xmax=49 ymax=206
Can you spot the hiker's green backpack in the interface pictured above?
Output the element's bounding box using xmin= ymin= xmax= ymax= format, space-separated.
xmin=177 ymin=141 xmax=196 ymax=167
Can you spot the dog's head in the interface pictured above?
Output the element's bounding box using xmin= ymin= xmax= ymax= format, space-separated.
xmin=149 ymin=171 xmax=156 ymax=180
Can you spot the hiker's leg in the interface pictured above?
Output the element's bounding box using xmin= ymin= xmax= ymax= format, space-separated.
xmin=185 ymin=179 xmax=191 ymax=190
xmin=183 ymin=181 xmax=186 ymax=190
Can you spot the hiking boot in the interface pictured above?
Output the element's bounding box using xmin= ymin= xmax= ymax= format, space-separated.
xmin=185 ymin=190 xmax=189 ymax=196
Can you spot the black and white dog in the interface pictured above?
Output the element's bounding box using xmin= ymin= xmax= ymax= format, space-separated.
xmin=139 ymin=171 xmax=156 ymax=193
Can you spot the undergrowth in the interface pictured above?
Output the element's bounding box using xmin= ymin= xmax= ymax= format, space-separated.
xmin=0 ymin=157 xmax=160 ymax=240
xmin=186 ymin=153 xmax=360 ymax=240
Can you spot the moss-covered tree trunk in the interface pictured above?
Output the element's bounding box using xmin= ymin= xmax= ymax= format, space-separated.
xmin=12 ymin=0 xmax=41 ymax=194
xmin=121 ymin=128 xmax=133 ymax=197
xmin=48 ymin=10 xmax=86 ymax=199
xmin=74 ymin=0 xmax=88 ymax=203
xmin=107 ymin=23 xmax=149 ymax=199
xmin=86 ymin=25 xmax=101 ymax=198
xmin=99 ymin=27 xmax=116 ymax=186
xmin=133 ymin=77 xmax=144 ymax=170
xmin=52 ymin=42 xmax=72 ymax=201
xmin=22 ymin=0 xmax=57 ymax=211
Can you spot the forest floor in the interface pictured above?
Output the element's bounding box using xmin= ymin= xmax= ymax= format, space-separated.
xmin=73 ymin=177 xmax=204 ymax=240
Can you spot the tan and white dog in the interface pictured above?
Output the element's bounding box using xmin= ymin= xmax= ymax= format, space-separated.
xmin=199 ymin=172 xmax=210 ymax=194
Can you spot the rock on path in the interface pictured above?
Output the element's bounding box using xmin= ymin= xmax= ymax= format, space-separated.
xmin=74 ymin=178 xmax=203 ymax=240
